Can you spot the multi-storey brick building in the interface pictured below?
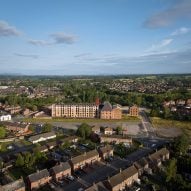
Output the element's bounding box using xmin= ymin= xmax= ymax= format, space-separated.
xmin=52 ymin=101 xmax=122 ymax=119
xmin=51 ymin=104 xmax=99 ymax=118
xmin=100 ymin=102 xmax=122 ymax=119
xmin=129 ymin=105 xmax=139 ymax=116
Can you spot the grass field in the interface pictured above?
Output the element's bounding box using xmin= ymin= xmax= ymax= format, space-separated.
xmin=151 ymin=117 xmax=191 ymax=138
xmin=23 ymin=116 xmax=141 ymax=123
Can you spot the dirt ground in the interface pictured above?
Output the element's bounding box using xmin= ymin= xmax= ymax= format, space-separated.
xmin=155 ymin=127 xmax=183 ymax=138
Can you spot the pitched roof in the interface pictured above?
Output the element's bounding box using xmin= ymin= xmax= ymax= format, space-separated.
xmin=29 ymin=132 xmax=56 ymax=142
xmin=107 ymin=166 xmax=138 ymax=188
xmin=85 ymin=181 xmax=109 ymax=191
xmin=149 ymin=148 xmax=169 ymax=161
xmin=99 ymin=145 xmax=113 ymax=154
xmin=51 ymin=162 xmax=71 ymax=174
xmin=134 ymin=157 xmax=148 ymax=169
xmin=101 ymin=102 xmax=112 ymax=112
xmin=0 ymin=179 xmax=25 ymax=191
xmin=28 ymin=169 xmax=50 ymax=182
xmin=71 ymin=150 xmax=99 ymax=165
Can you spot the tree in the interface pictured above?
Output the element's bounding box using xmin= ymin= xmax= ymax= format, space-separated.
xmin=42 ymin=123 xmax=52 ymax=132
xmin=165 ymin=158 xmax=177 ymax=182
xmin=76 ymin=123 xmax=91 ymax=139
xmin=174 ymin=134 xmax=189 ymax=155
xmin=116 ymin=126 xmax=122 ymax=135
xmin=15 ymin=154 xmax=24 ymax=167
xmin=0 ymin=126 xmax=6 ymax=138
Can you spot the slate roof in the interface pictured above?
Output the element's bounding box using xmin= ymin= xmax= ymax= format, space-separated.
xmin=101 ymin=102 xmax=113 ymax=112
xmin=149 ymin=148 xmax=169 ymax=161
xmin=107 ymin=165 xmax=138 ymax=188
xmin=85 ymin=181 xmax=109 ymax=191
xmin=99 ymin=145 xmax=113 ymax=154
xmin=0 ymin=179 xmax=25 ymax=191
xmin=134 ymin=157 xmax=148 ymax=169
xmin=28 ymin=169 xmax=50 ymax=182
xmin=51 ymin=162 xmax=71 ymax=174
xmin=29 ymin=132 xmax=56 ymax=142
xmin=71 ymin=150 xmax=99 ymax=165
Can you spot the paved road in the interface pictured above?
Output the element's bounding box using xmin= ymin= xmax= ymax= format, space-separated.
xmin=140 ymin=111 xmax=156 ymax=137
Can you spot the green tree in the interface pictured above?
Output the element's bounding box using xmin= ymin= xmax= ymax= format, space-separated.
xmin=42 ymin=123 xmax=52 ymax=132
xmin=0 ymin=126 xmax=6 ymax=138
xmin=174 ymin=134 xmax=189 ymax=155
xmin=15 ymin=154 xmax=24 ymax=167
xmin=165 ymin=158 xmax=177 ymax=182
xmin=76 ymin=123 xmax=91 ymax=139
xmin=116 ymin=126 xmax=122 ymax=135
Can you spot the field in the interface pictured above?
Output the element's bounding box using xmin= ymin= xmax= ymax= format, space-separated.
xmin=151 ymin=117 xmax=191 ymax=138
xmin=23 ymin=116 xmax=141 ymax=123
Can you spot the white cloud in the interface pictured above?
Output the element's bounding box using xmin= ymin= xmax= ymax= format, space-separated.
xmin=146 ymin=38 xmax=173 ymax=52
xmin=28 ymin=39 xmax=48 ymax=46
xmin=144 ymin=0 xmax=191 ymax=28
xmin=0 ymin=20 xmax=21 ymax=37
xmin=171 ymin=27 xmax=190 ymax=36
xmin=28 ymin=32 xmax=77 ymax=46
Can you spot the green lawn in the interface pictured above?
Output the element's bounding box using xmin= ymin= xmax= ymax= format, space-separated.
xmin=151 ymin=117 xmax=191 ymax=137
xmin=23 ymin=116 xmax=141 ymax=123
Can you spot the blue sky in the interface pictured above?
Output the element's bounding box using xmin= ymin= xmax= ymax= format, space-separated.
xmin=0 ymin=0 xmax=191 ymax=75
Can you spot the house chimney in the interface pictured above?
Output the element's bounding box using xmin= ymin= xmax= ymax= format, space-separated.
xmin=95 ymin=98 xmax=100 ymax=106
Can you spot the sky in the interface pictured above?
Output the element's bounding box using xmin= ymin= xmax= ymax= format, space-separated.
xmin=0 ymin=0 xmax=191 ymax=75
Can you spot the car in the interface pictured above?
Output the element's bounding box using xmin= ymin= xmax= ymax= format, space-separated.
xmin=67 ymin=175 xmax=75 ymax=181
xmin=78 ymin=188 xmax=84 ymax=191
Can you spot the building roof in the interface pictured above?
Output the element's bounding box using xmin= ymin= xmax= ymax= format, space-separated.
xmin=149 ymin=148 xmax=169 ymax=161
xmin=134 ymin=157 xmax=148 ymax=169
xmin=104 ymin=127 xmax=113 ymax=132
xmin=71 ymin=150 xmax=99 ymax=165
xmin=29 ymin=132 xmax=56 ymax=142
xmin=0 ymin=179 xmax=25 ymax=191
xmin=107 ymin=166 xmax=138 ymax=188
xmin=85 ymin=181 xmax=109 ymax=191
xmin=101 ymin=102 xmax=113 ymax=112
xmin=51 ymin=162 xmax=71 ymax=174
xmin=99 ymin=145 xmax=113 ymax=154
xmin=3 ymin=121 xmax=28 ymax=129
xmin=28 ymin=169 xmax=50 ymax=182
xmin=46 ymin=141 xmax=57 ymax=147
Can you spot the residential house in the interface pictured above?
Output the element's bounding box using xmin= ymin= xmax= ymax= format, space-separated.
xmin=104 ymin=127 xmax=113 ymax=135
xmin=0 ymin=114 xmax=11 ymax=122
xmin=4 ymin=122 xmax=29 ymax=135
xmin=69 ymin=150 xmax=100 ymax=171
xmin=27 ymin=169 xmax=51 ymax=190
xmin=104 ymin=165 xmax=138 ymax=191
xmin=98 ymin=145 xmax=114 ymax=160
xmin=100 ymin=135 xmax=132 ymax=145
xmin=85 ymin=182 xmax=108 ymax=191
xmin=46 ymin=141 xmax=57 ymax=150
xmin=0 ymin=178 xmax=25 ymax=191
xmin=59 ymin=136 xmax=79 ymax=145
xmin=50 ymin=162 xmax=71 ymax=181
xmin=28 ymin=132 xmax=56 ymax=144
xmin=100 ymin=102 xmax=122 ymax=119
xmin=38 ymin=145 xmax=48 ymax=153
xmin=129 ymin=105 xmax=139 ymax=117
xmin=148 ymin=148 xmax=170 ymax=167
xmin=134 ymin=157 xmax=149 ymax=176
xmin=92 ymin=126 xmax=100 ymax=134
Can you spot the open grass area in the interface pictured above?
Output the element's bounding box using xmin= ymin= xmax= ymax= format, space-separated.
xmin=151 ymin=117 xmax=191 ymax=138
xmin=23 ymin=116 xmax=141 ymax=123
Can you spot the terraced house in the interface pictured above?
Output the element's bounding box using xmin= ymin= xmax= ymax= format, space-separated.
xmin=27 ymin=169 xmax=51 ymax=190
xmin=69 ymin=150 xmax=100 ymax=171
xmin=104 ymin=165 xmax=138 ymax=191
xmin=50 ymin=162 xmax=71 ymax=181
